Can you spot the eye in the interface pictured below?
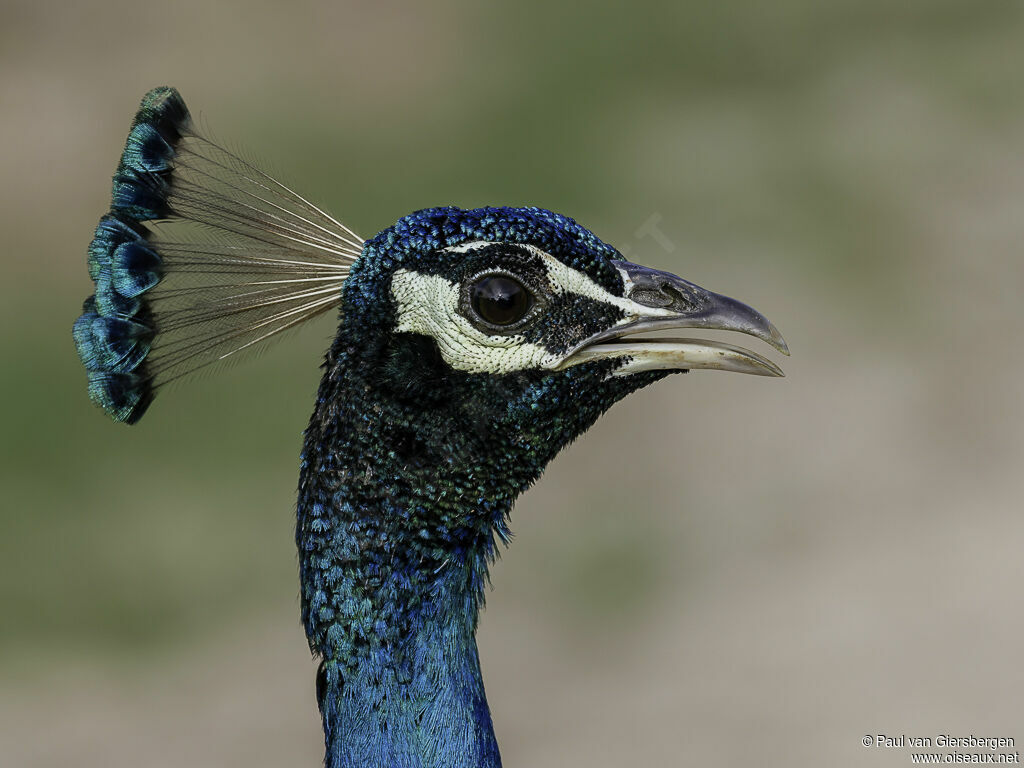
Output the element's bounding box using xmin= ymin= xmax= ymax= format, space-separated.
xmin=469 ymin=274 xmax=534 ymax=327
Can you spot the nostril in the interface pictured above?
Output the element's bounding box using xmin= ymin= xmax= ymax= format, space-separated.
xmin=630 ymin=282 xmax=699 ymax=312
xmin=662 ymin=283 xmax=699 ymax=312
xmin=629 ymin=287 xmax=673 ymax=307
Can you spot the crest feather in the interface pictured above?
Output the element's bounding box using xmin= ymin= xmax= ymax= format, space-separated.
xmin=74 ymin=87 xmax=361 ymax=423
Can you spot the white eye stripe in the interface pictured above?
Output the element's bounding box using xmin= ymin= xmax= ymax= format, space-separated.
xmin=534 ymin=251 xmax=676 ymax=318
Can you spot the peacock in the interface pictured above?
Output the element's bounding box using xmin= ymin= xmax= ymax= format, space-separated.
xmin=73 ymin=87 xmax=788 ymax=768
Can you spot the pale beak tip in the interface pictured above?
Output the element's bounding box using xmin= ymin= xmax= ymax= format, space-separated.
xmin=768 ymin=322 xmax=790 ymax=356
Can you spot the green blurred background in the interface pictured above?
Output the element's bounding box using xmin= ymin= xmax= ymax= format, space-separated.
xmin=3 ymin=1 xmax=1023 ymax=766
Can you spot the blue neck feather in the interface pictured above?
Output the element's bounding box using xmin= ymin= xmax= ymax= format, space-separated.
xmin=316 ymin=552 xmax=500 ymax=767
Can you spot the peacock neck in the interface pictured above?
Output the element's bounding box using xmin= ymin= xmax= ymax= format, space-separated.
xmin=296 ymin=321 xmax=640 ymax=767
xmin=315 ymin=552 xmax=500 ymax=768
xmin=297 ymin=335 xmax=517 ymax=768
xmin=298 ymin=445 xmax=505 ymax=768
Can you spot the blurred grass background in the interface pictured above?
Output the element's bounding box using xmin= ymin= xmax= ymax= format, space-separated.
xmin=3 ymin=1 xmax=1024 ymax=766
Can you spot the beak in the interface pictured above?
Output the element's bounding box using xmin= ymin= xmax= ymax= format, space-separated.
xmin=555 ymin=260 xmax=789 ymax=377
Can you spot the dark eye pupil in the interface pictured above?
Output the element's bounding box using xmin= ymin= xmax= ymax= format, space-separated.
xmin=470 ymin=275 xmax=532 ymax=326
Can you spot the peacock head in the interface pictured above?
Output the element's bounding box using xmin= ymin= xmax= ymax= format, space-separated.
xmin=320 ymin=205 xmax=788 ymax=470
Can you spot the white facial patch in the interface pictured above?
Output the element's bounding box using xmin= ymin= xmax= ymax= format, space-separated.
xmin=391 ymin=270 xmax=560 ymax=373
xmin=389 ymin=243 xmax=678 ymax=375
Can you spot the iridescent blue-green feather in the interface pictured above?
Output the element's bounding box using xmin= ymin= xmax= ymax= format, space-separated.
xmin=74 ymin=87 xmax=190 ymax=422
xmin=109 ymin=87 xmax=187 ymax=220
